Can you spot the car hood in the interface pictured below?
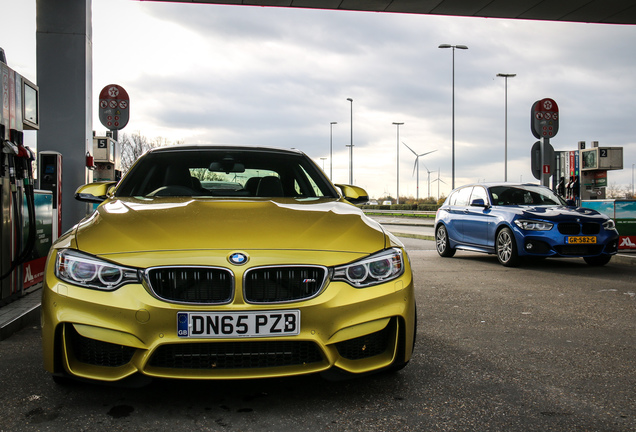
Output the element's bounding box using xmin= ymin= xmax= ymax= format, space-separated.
xmin=71 ymin=197 xmax=388 ymax=255
xmin=503 ymin=205 xmax=608 ymax=221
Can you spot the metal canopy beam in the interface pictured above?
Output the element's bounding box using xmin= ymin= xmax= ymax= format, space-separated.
xmin=149 ymin=0 xmax=636 ymax=24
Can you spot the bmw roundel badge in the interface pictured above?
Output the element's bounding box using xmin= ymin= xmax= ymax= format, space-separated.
xmin=229 ymin=252 xmax=248 ymax=265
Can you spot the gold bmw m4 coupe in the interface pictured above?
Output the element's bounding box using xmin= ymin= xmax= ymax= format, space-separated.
xmin=42 ymin=146 xmax=416 ymax=384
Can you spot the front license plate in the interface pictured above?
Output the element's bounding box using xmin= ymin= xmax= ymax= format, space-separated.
xmin=177 ymin=310 xmax=300 ymax=338
xmin=566 ymin=236 xmax=597 ymax=244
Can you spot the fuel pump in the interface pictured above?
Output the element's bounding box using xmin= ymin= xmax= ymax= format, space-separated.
xmin=93 ymin=135 xmax=121 ymax=181
xmin=1 ymin=50 xmax=40 ymax=303
xmin=38 ymin=151 xmax=62 ymax=239
xmin=1 ymin=128 xmax=37 ymax=300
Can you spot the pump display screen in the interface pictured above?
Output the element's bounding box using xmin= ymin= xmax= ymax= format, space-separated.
xmin=23 ymin=80 xmax=39 ymax=130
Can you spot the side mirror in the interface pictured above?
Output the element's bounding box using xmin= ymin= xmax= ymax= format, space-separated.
xmin=470 ymin=198 xmax=489 ymax=208
xmin=335 ymin=184 xmax=369 ymax=205
xmin=566 ymin=199 xmax=576 ymax=207
xmin=75 ymin=181 xmax=117 ymax=203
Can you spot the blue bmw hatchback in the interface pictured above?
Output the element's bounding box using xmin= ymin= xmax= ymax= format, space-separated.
xmin=434 ymin=183 xmax=620 ymax=266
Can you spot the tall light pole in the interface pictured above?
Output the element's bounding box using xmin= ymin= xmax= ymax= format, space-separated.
xmin=497 ymin=73 xmax=516 ymax=182
xmin=439 ymin=44 xmax=468 ymax=190
xmin=632 ymin=163 xmax=635 ymax=198
xmin=393 ymin=122 xmax=404 ymax=204
xmin=347 ymin=98 xmax=353 ymax=184
xmin=329 ymin=121 xmax=337 ymax=181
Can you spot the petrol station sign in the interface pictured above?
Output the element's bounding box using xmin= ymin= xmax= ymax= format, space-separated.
xmin=531 ymin=140 xmax=554 ymax=180
xmin=530 ymin=98 xmax=559 ymax=187
xmin=98 ymin=84 xmax=129 ymax=130
xmin=531 ymin=98 xmax=559 ymax=139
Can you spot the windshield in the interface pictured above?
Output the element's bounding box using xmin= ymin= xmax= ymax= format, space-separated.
xmin=489 ymin=185 xmax=566 ymax=206
xmin=115 ymin=148 xmax=338 ymax=199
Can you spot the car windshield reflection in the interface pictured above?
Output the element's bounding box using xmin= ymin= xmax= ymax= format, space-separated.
xmin=115 ymin=147 xmax=339 ymax=199
xmin=489 ymin=185 xmax=565 ymax=206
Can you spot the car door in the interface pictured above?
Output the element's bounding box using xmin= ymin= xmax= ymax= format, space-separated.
xmin=462 ymin=186 xmax=494 ymax=247
xmin=446 ymin=186 xmax=473 ymax=242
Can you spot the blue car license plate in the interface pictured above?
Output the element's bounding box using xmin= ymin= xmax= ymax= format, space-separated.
xmin=566 ymin=236 xmax=597 ymax=244
xmin=177 ymin=310 xmax=300 ymax=338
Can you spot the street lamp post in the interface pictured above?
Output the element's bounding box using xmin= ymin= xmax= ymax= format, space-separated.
xmin=439 ymin=44 xmax=468 ymax=190
xmin=632 ymin=163 xmax=635 ymax=198
xmin=393 ymin=122 xmax=404 ymax=204
xmin=347 ymin=98 xmax=353 ymax=184
xmin=497 ymin=73 xmax=516 ymax=182
xmin=330 ymin=121 xmax=337 ymax=181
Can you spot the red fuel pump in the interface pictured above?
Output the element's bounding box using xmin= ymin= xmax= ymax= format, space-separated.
xmin=1 ymin=50 xmax=40 ymax=303
xmin=1 ymin=128 xmax=37 ymax=302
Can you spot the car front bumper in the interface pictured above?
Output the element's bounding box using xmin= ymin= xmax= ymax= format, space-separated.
xmin=42 ymin=250 xmax=416 ymax=382
xmin=512 ymin=226 xmax=620 ymax=258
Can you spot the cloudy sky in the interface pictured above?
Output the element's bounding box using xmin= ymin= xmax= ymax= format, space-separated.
xmin=3 ymin=0 xmax=636 ymax=199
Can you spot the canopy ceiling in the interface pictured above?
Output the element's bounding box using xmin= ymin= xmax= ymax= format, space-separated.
xmin=146 ymin=0 xmax=636 ymax=25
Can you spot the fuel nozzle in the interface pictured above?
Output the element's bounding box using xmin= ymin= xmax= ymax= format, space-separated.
xmin=3 ymin=129 xmax=22 ymax=155
xmin=2 ymin=139 xmax=19 ymax=155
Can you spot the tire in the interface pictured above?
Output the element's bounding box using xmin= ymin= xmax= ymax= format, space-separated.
xmin=584 ymin=255 xmax=611 ymax=266
xmin=496 ymin=227 xmax=520 ymax=267
xmin=435 ymin=224 xmax=456 ymax=257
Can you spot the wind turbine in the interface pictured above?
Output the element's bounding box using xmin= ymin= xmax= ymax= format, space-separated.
xmin=422 ymin=163 xmax=433 ymax=199
xmin=431 ymin=168 xmax=448 ymax=201
xmin=402 ymin=142 xmax=437 ymax=201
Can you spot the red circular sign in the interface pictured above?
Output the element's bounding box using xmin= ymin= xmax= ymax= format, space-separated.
xmin=531 ymin=98 xmax=559 ymax=139
xmin=98 ymin=84 xmax=130 ymax=130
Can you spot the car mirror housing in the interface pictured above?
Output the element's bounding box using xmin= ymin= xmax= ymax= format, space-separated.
xmin=335 ymin=184 xmax=369 ymax=205
xmin=75 ymin=181 xmax=118 ymax=203
xmin=470 ymin=198 xmax=489 ymax=208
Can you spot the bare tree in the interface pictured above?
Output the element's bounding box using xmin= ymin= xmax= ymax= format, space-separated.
xmin=621 ymin=184 xmax=634 ymax=199
xmin=120 ymin=132 xmax=155 ymax=173
xmin=119 ymin=132 xmax=186 ymax=174
xmin=606 ymin=182 xmax=624 ymax=199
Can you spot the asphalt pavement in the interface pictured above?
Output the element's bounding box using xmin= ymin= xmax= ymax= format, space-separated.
xmin=1 ymin=238 xmax=634 ymax=431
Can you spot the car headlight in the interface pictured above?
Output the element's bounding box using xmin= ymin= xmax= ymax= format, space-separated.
xmin=602 ymin=219 xmax=616 ymax=230
xmin=332 ymin=248 xmax=405 ymax=288
xmin=514 ymin=219 xmax=553 ymax=231
xmin=55 ymin=249 xmax=140 ymax=290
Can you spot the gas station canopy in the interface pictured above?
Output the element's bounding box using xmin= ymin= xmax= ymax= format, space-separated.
xmin=151 ymin=0 xmax=636 ymax=25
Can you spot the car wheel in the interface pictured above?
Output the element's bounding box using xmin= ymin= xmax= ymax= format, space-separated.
xmin=584 ymin=255 xmax=611 ymax=266
xmin=496 ymin=227 xmax=520 ymax=267
xmin=435 ymin=224 xmax=456 ymax=257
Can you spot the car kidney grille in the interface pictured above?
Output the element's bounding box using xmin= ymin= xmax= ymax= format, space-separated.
xmin=582 ymin=223 xmax=600 ymax=235
xmin=558 ymin=222 xmax=601 ymax=235
xmin=148 ymin=341 xmax=323 ymax=369
xmin=244 ymin=266 xmax=327 ymax=303
xmin=558 ymin=223 xmax=580 ymax=235
xmin=146 ymin=267 xmax=233 ymax=304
